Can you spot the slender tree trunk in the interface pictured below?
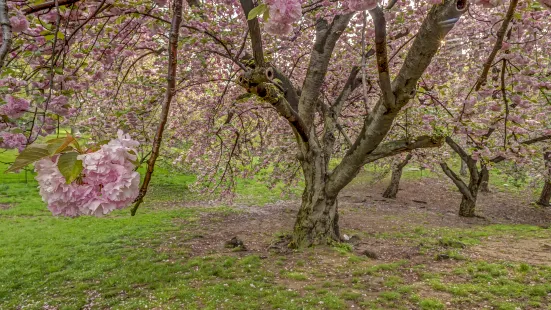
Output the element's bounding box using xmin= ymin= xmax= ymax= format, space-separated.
xmin=440 ymin=137 xmax=486 ymax=218
xmin=537 ymin=152 xmax=551 ymax=207
xmin=460 ymin=159 xmax=467 ymax=176
xmin=383 ymin=154 xmax=412 ymax=199
xmin=538 ymin=182 xmax=551 ymax=207
xmin=479 ymin=166 xmax=490 ymax=193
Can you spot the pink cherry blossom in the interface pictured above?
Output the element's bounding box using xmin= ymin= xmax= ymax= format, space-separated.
xmin=473 ymin=0 xmax=504 ymax=8
xmin=264 ymin=0 xmax=301 ymax=36
xmin=1 ymin=95 xmax=29 ymax=119
xmin=9 ymin=14 xmax=29 ymax=33
xmin=348 ymin=0 xmax=378 ymax=11
xmin=0 ymin=132 xmax=27 ymax=151
xmin=34 ymin=131 xmax=140 ymax=217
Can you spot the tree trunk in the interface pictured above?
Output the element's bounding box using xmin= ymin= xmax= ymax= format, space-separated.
xmin=460 ymin=159 xmax=467 ymax=176
xmin=537 ymin=152 xmax=551 ymax=207
xmin=458 ymin=194 xmax=477 ymax=217
xmin=292 ymin=191 xmax=340 ymax=248
xmin=538 ymin=181 xmax=551 ymax=207
xmin=479 ymin=166 xmax=490 ymax=193
xmin=383 ymin=154 xmax=412 ymax=199
xmin=291 ymin=150 xmax=340 ymax=248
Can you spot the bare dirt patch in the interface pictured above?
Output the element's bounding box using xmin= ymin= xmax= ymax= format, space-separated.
xmin=469 ymin=237 xmax=551 ymax=266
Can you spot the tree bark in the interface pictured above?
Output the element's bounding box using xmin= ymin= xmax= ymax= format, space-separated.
xmin=0 ymin=0 xmax=12 ymax=72
xmin=538 ymin=182 xmax=551 ymax=207
xmin=291 ymin=150 xmax=340 ymax=248
xmin=459 ymin=195 xmax=477 ymax=217
xmin=440 ymin=137 xmax=485 ymax=218
xmin=383 ymin=154 xmax=412 ymax=199
xmin=460 ymin=159 xmax=467 ymax=176
xmin=537 ymin=152 xmax=551 ymax=207
xmin=479 ymin=166 xmax=490 ymax=193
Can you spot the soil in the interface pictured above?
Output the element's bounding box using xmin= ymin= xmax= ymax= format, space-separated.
xmin=179 ymin=177 xmax=551 ymax=261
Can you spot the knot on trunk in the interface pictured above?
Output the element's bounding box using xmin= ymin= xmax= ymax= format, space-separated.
xmin=237 ymin=67 xmax=284 ymax=104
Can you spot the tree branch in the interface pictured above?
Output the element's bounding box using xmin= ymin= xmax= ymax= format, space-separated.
xmin=131 ymin=0 xmax=183 ymax=216
xmin=239 ymin=0 xmax=265 ymax=67
xmin=363 ymin=135 xmax=443 ymax=165
xmin=299 ymin=13 xmax=354 ymax=129
xmin=440 ymin=162 xmax=474 ymax=200
xmin=444 ymin=136 xmax=479 ymax=182
xmin=444 ymin=136 xmax=472 ymax=164
xmin=238 ymin=68 xmax=309 ymax=142
xmin=369 ymin=6 xmax=395 ymax=109
xmin=23 ymin=0 xmax=80 ymax=15
xmin=397 ymin=153 xmax=413 ymax=170
xmin=473 ymin=0 xmax=518 ymax=91
xmin=327 ymin=0 xmax=467 ymax=196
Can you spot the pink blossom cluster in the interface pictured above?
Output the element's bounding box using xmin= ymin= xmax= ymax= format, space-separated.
xmin=472 ymin=0 xmax=504 ymax=8
xmin=35 ymin=130 xmax=140 ymax=217
xmin=9 ymin=13 xmax=29 ymax=33
xmin=1 ymin=95 xmax=29 ymax=119
xmin=348 ymin=0 xmax=378 ymax=11
xmin=0 ymin=132 xmax=27 ymax=151
xmin=264 ymin=0 xmax=301 ymax=36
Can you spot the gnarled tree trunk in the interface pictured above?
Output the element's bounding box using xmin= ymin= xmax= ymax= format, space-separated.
xmin=459 ymin=195 xmax=477 ymax=217
xmin=292 ymin=150 xmax=340 ymax=247
xmin=383 ymin=154 xmax=412 ymax=199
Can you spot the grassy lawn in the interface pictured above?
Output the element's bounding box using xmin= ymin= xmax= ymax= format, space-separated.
xmin=1 ymin=149 xmax=551 ymax=309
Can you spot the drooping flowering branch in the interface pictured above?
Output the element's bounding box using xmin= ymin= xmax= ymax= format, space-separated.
xmin=131 ymin=0 xmax=184 ymax=216
xmin=473 ymin=0 xmax=519 ymax=91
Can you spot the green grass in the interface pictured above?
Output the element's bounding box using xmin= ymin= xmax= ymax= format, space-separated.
xmin=2 ymin=146 xmax=551 ymax=308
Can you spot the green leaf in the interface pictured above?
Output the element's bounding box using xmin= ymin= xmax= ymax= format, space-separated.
xmin=247 ymin=3 xmax=267 ymax=20
xmin=46 ymin=135 xmax=75 ymax=155
xmin=57 ymin=152 xmax=83 ymax=184
xmin=5 ymin=144 xmax=51 ymax=173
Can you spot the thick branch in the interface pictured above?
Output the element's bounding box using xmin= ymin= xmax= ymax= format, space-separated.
xmin=445 ymin=136 xmax=472 ymax=164
xmin=397 ymin=153 xmax=413 ymax=170
xmin=474 ymin=0 xmax=518 ymax=91
xmin=299 ymin=13 xmax=354 ymax=129
xmin=327 ymin=0 xmax=467 ymax=196
xmin=445 ymin=136 xmax=479 ymax=183
xmin=363 ymin=135 xmax=443 ymax=164
xmin=131 ymin=0 xmax=183 ymax=216
xmin=333 ymin=66 xmax=362 ymax=117
xmin=239 ymin=0 xmax=265 ymax=67
xmin=369 ymin=6 xmax=395 ymax=109
xmin=0 ymin=0 xmax=12 ymax=72
xmin=23 ymin=0 xmax=80 ymax=15
xmin=440 ymin=162 xmax=475 ymax=201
